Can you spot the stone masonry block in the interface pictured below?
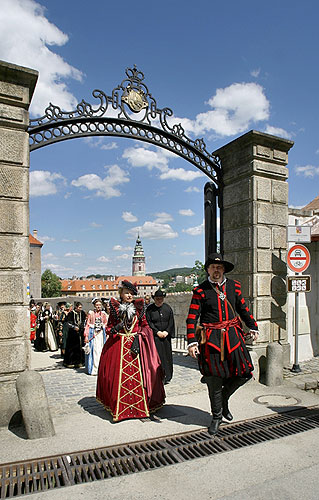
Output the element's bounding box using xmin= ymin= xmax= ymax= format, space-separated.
xmin=257 ymin=226 xmax=271 ymax=248
xmin=256 ymin=321 xmax=270 ymax=343
xmin=256 ymin=274 xmax=271 ymax=296
xmin=0 ymin=81 xmax=27 ymax=105
xmin=0 ymin=166 xmax=28 ymax=199
xmin=0 ymin=274 xmax=26 ymax=304
xmin=256 ymin=145 xmax=271 ymax=158
xmin=257 ymin=202 xmax=288 ymax=226
xmin=0 ymin=129 xmax=29 ymax=165
xmin=0 ymin=341 xmax=27 ymax=375
xmin=257 ymin=250 xmax=272 ymax=272
xmin=0 ymin=306 xmax=28 ymax=339
xmin=223 ymin=203 xmax=251 ymax=230
xmin=0 ymin=236 xmax=29 ymax=270
xmin=253 ymin=160 xmax=289 ymax=180
xmin=0 ymin=103 xmax=28 ymax=128
xmin=224 ymin=226 xmax=251 ymax=250
xmin=0 ymin=200 xmax=28 ymax=234
xmin=272 ymin=227 xmax=286 ymax=249
xmin=272 ymin=181 xmax=288 ymax=204
xmin=223 ymin=180 xmax=251 ymax=207
xmin=0 ymin=378 xmax=20 ymax=428
xmin=273 ymin=150 xmax=287 ymax=162
xmin=224 ymin=251 xmax=253 ymax=274
xmin=256 ymin=297 xmax=271 ymax=320
xmin=256 ymin=177 xmax=271 ymax=201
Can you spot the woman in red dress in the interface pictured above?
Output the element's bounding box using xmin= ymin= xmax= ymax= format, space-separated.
xmin=96 ymin=280 xmax=165 ymax=422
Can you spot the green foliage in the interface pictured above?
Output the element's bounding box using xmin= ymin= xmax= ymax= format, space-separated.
xmin=149 ymin=267 xmax=193 ymax=281
xmin=41 ymin=269 xmax=62 ymax=298
xmin=174 ymin=282 xmax=193 ymax=292
xmin=192 ymin=260 xmax=206 ymax=283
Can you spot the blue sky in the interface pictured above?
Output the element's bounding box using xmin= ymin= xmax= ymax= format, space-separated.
xmin=1 ymin=0 xmax=319 ymax=277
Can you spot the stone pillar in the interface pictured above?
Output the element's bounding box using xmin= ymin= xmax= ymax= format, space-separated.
xmin=0 ymin=60 xmax=38 ymax=427
xmin=214 ymin=130 xmax=294 ymax=369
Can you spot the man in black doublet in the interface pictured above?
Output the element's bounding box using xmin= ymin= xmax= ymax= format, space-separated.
xmin=187 ymin=253 xmax=259 ymax=435
xmin=146 ymin=290 xmax=175 ymax=384
xmin=63 ymin=302 xmax=87 ymax=368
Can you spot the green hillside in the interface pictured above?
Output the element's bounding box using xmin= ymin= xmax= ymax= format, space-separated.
xmin=148 ymin=267 xmax=193 ymax=279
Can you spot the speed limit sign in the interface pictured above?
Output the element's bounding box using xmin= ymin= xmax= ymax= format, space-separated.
xmin=287 ymin=244 xmax=311 ymax=273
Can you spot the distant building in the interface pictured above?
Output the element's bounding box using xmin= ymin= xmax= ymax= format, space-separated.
xmin=29 ymin=230 xmax=43 ymax=298
xmin=60 ymin=275 xmax=158 ymax=298
xmin=132 ymin=234 xmax=146 ymax=276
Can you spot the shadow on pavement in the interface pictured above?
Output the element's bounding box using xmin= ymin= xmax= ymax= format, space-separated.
xmin=173 ymin=353 xmax=199 ymax=370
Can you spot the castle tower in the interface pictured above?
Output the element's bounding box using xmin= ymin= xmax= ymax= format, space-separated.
xmin=132 ymin=234 xmax=146 ymax=276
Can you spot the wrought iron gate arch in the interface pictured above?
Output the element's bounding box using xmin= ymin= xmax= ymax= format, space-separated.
xmin=28 ymin=65 xmax=222 ymax=254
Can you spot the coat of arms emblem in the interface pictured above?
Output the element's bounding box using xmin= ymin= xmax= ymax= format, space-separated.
xmin=122 ymin=86 xmax=148 ymax=113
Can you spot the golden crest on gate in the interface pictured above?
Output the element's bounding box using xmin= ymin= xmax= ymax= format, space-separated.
xmin=122 ymin=86 xmax=148 ymax=113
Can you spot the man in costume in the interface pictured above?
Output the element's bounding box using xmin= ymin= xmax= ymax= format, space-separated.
xmin=97 ymin=280 xmax=165 ymax=422
xmin=63 ymin=302 xmax=87 ymax=368
xmin=187 ymin=253 xmax=259 ymax=435
xmin=146 ymin=289 xmax=175 ymax=384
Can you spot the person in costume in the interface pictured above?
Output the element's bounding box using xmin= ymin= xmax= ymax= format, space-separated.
xmin=96 ymin=280 xmax=165 ymax=422
xmin=63 ymin=302 xmax=87 ymax=368
xmin=187 ymin=253 xmax=259 ymax=435
xmin=34 ymin=307 xmax=59 ymax=352
xmin=55 ymin=302 xmax=67 ymax=356
xmin=146 ymin=289 xmax=175 ymax=384
xmin=83 ymin=299 xmax=108 ymax=375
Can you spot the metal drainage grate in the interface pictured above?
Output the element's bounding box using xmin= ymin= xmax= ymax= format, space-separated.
xmin=1 ymin=406 xmax=319 ymax=498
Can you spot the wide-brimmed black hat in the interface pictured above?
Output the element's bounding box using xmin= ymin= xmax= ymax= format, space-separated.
xmin=204 ymin=253 xmax=234 ymax=273
xmin=152 ymin=289 xmax=166 ymax=299
xmin=120 ymin=280 xmax=138 ymax=295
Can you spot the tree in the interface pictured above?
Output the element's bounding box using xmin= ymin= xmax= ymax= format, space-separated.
xmin=192 ymin=260 xmax=206 ymax=283
xmin=41 ymin=269 xmax=62 ymax=297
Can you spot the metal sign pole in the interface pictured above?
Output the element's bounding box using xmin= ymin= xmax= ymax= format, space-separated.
xmin=292 ymin=282 xmax=301 ymax=372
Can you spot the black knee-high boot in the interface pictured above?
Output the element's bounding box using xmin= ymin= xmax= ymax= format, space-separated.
xmin=222 ymin=376 xmax=251 ymax=421
xmin=206 ymin=376 xmax=223 ymax=435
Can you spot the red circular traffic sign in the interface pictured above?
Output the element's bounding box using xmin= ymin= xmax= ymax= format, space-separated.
xmin=287 ymin=244 xmax=311 ymax=273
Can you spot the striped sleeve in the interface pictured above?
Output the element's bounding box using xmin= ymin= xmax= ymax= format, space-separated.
xmin=186 ymin=287 xmax=204 ymax=343
xmin=234 ymin=280 xmax=258 ymax=330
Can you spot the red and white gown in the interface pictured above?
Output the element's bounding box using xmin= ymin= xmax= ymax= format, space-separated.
xmin=96 ymin=298 xmax=165 ymax=422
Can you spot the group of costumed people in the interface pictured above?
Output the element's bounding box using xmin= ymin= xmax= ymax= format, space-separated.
xmin=30 ymin=251 xmax=258 ymax=434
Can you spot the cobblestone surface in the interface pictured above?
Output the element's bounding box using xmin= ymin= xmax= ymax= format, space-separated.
xmin=39 ymin=353 xmax=205 ymax=417
xmin=283 ymin=356 xmax=319 ymax=392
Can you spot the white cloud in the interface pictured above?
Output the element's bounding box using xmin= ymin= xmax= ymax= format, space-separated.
xmin=38 ymin=235 xmax=55 ymax=242
xmin=84 ymin=138 xmax=118 ymax=150
xmin=250 ymin=68 xmax=260 ymax=78
xmin=127 ymin=222 xmax=178 ymax=240
xmin=71 ymin=165 xmax=129 ymax=198
xmin=43 ymin=252 xmax=56 ymax=259
xmin=295 ymin=165 xmax=319 ymax=177
xmin=122 ymin=211 xmax=138 ymax=222
xmin=182 ymin=222 xmax=204 ymax=236
xmin=0 ymin=0 xmax=83 ymax=116
xmin=45 ymin=263 xmax=73 ymax=272
xmin=123 ymin=147 xmax=171 ymax=170
xmin=181 ymin=251 xmax=196 ymax=256
xmin=64 ymin=252 xmax=83 ymax=257
xmin=169 ymin=82 xmax=269 ymax=137
xmin=113 ymin=245 xmax=133 ymax=251
xmin=97 ymin=256 xmax=111 ymax=262
xmin=90 ymin=222 xmax=102 ymax=228
xmin=101 ymin=142 xmax=118 ymax=151
xmin=30 ymin=170 xmax=66 ymax=197
xmin=153 ymin=212 xmax=173 ymax=223
xmin=264 ymin=125 xmax=291 ymax=139
xmin=179 ymin=209 xmax=195 ymax=216
xmin=185 ymin=186 xmax=201 ymax=193
xmin=159 ymin=168 xmax=203 ymax=181
xmin=116 ymin=254 xmax=130 ymax=260
xmin=61 ymin=238 xmax=79 ymax=243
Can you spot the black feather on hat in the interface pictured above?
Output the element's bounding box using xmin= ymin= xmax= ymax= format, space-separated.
xmin=120 ymin=280 xmax=138 ymax=295
xmin=204 ymin=253 xmax=234 ymax=273
xmin=151 ymin=289 xmax=166 ymax=299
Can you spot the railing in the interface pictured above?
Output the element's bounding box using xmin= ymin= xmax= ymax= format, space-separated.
xmin=171 ymin=329 xmax=188 ymax=352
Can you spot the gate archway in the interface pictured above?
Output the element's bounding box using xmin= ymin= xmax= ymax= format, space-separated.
xmin=28 ymin=65 xmax=222 ymax=256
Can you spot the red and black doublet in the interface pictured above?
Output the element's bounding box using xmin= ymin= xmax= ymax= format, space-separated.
xmin=96 ymin=297 xmax=165 ymax=422
xmin=186 ymin=278 xmax=258 ymax=378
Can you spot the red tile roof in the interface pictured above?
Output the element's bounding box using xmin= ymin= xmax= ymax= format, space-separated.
xmin=303 ymin=195 xmax=319 ymax=211
xmin=29 ymin=234 xmax=43 ymax=246
xmin=61 ymin=276 xmax=157 ymax=292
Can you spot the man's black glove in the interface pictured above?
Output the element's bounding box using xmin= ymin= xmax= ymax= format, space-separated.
xmin=111 ymin=322 xmax=124 ymax=335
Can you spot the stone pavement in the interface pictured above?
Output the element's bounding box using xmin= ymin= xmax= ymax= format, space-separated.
xmin=283 ymin=356 xmax=319 ymax=392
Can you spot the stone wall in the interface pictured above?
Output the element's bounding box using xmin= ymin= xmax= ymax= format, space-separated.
xmin=214 ymin=131 xmax=294 ymax=368
xmin=0 ymin=60 xmax=38 ymax=427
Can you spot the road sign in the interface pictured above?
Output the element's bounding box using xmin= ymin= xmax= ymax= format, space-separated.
xmin=287 ymin=244 xmax=311 ymax=273
xmin=287 ymin=275 xmax=311 ymax=292
xmin=287 ymin=225 xmax=311 ymax=243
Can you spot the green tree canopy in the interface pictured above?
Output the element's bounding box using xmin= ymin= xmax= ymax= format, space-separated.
xmin=41 ymin=269 xmax=62 ymax=298
xmin=192 ymin=260 xmax=206 ymax=283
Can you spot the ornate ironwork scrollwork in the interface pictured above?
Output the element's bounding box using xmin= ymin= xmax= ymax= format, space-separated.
xmin=28 ymin=65 xmax=221 ymax=184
